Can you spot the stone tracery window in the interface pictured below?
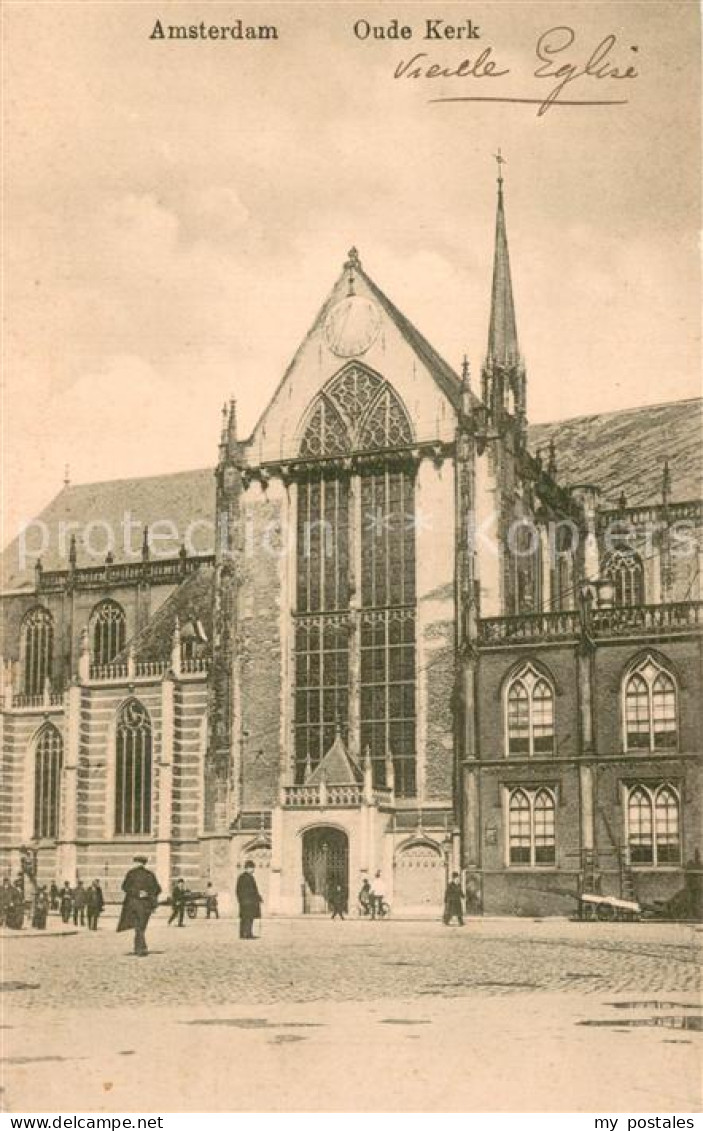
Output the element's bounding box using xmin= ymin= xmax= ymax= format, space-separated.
xmin=603 ymin=548 xmax=644 ymax=607
xmin=627 ymin=783 xmax=680 ymax=866
xmin=624 ymin=655 xmax=677 ymax=751
xmin=298 ymin=364 xmax=414 ymax=459
xmin=33 ymin=724 xmax=63 ymax=840
xmin=91 ymin=599 xmax=126 ymax=665
xmin=360 ymin=468 xmax=416 ymax=795
xmin=506 ymin=663 xmax=555 ymax=756
xmin=115 ymin=699 xmax=152 ymax=836
xmin=508 ymin=787 xmax=556 ymax=866
xmin=299 ymin=398 xmax=350 ymax=459
xmin=294 ymin=365 xmax=417 ymax=796
xmin=21 ymin=606 xmax=53 ymax=697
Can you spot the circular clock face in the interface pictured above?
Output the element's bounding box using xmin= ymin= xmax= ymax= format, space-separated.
xmin=324 ymin=295 xmax=382 ymax=358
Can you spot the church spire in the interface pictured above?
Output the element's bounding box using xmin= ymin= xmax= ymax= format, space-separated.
xmin=482 ymin=152 xmax=526 ymax=432
xmin=486 ymin=150 xmax=520 ymax=372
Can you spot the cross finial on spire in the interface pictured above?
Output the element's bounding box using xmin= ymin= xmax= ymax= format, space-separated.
xmin=63 ymin=464 xmax=70 ymax=488
xmin=345 ymin=247 xmax=360 ymax=295
xmin=494 ymin=147 xmax=506 ymax=189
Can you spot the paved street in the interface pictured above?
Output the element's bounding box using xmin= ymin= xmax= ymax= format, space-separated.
xmin=2 ymin=915 xmax=701 ymax=1113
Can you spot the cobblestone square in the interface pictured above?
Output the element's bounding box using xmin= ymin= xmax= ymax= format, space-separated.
xmin=1 ymin=914 xmax=701 ymax=1113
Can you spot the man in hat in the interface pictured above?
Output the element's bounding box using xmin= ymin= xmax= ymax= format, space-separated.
xmin=117 ymin=855 xmax=161 ymax=956
xmin=72 ymin=879 xmax=87 ymax=927
xmin=86 ymin=879 xmax=105 ymax=930
xmin=443 ymin=872 xmax=465 ymax=926
xmin=168 ymin=878 xmax=187 ymax=927
xmin=235 ymin=860 xmax=262 ymax=940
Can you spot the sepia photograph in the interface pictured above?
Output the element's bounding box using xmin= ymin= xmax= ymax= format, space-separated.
xmin=1 ymin=0 xmax=701 ymax=1119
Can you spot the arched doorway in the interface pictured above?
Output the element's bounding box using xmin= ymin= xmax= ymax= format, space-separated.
xmin=301 ymin=826 xmax=349 ymax=914
xmin=394 ymin=838 xmax=446 ymax=912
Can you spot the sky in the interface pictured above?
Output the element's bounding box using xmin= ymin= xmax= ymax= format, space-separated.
xmin=3 ymin=1 xmax=701 ymax=542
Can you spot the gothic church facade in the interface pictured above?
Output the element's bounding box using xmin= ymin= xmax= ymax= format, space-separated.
xmin=2 ymin=179 xmax=702 ymax=915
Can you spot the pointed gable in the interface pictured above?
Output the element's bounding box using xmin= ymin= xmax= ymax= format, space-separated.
xmin=247 ymin=250 xmax=461 ymax=465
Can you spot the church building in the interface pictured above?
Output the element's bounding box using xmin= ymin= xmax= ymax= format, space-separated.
xmin=2 ymin=174 xmax=701 ymax=916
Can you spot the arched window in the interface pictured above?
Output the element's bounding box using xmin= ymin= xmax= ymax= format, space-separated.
xmin=21 ymin=606 xmax=53 ymax=697
xmin=624 ymin=656 xmax=677 ymax=751
xmin=627 ymin=783 xmax=680 ymax=866
xmin=91 ymin=600 xmax=126 ymax=665
xmin=506 ymin=664 xmax=554 ymax=756
xmin=33 ymin=725 xmax=63 ymax=839
xmin=603 ymin=549 xmax=644 ymax=607
xmin=115 ymin=700 xmax=152 ymax=836
xmin=294 ymin=366 xmax=416 ymax=796
xmin=508 ymin=787 xmax=556 ymax=866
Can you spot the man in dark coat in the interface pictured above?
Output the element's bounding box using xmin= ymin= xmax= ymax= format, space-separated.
xmin=5 ymin=882 xmax=25 ymax=929
xmin=443 ymin=872 xmax=465 ymax=926
xmin=117 ymin=856 xmax=161 ymax=956
xmin=0 ymin=877 xmax=12 ymax=926
xmin=329 ymin=883 xmax=346 ymax=921
xmin=72 ymin=880 xmax=87 ymax=926
xmin=59 ymin=881 xmax=73 ymax=923
xmin=32 ymin=887 xmax=49 ymax=930
xmin=236 ymin=860 xmax=262 ymax=939
xmin=168 ymin=878 xmax=187 ymax=927
xmin=86 ymin=879 xmax=104 ymax=930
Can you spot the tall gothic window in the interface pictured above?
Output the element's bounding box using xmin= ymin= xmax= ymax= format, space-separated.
xmin=294 ymin=474 xmax=350 ymax=779
xmin=294 ymin=365 xmax=416 ymax=795
xmin=21 ymin=606 xmax=53 ymax=697
xmin=508 ymin=787 xmax=556 ymax=866
xmin=115 ymin=699 xmax=152 ymax=835
xmin=34 ymin=725 xmax=63 ymax=839
xmin=624 ymin=656 xmax=677 ymax=751
xmin=506 ymin=663 xmax=555 ymax=756
xmin=603 ymin=548 xmax=645 ymax=607
xmin=91 ymin=599 xmax=126 ymax=665
xmin=360 ymin=468 xmax=416 ymax=795
xmin=627 ymin=783 xmax=680 ymax=866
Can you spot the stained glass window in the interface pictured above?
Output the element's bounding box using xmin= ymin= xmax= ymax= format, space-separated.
xmin=34 ymin=725 xmax=62 ymax=840
xmin=21 ymin=607 xmax=53 ymax=698
xmin=115 ymin=700 xmax=152 ymax=836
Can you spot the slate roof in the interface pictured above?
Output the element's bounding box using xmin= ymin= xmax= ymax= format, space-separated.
xmin=306 ymin=730 xmax=362 ymax=785
xmin=2 ymin=467 xmax=216 ymax=589
xmin=116 ymin=564 xmax=215 ymax=662
xmin=528 ymin=398 xmax=702 ymax=508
